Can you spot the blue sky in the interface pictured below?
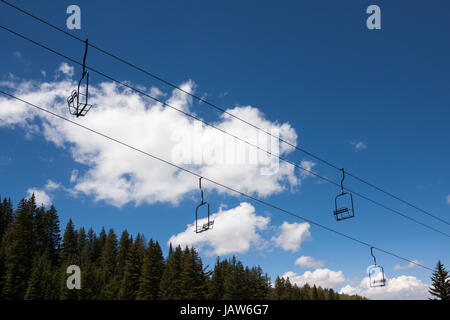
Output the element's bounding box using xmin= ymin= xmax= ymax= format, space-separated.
xmin=0 ymin=0 xmax=449 ymax=299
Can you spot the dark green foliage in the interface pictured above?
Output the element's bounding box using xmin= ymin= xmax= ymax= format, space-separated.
xmin=98 ymin=229 xmax=119 ymax=299
xmin=223 ymin=257 xmax=246 ymax=299
xmin=60 ymin=219 xmax=78 ymax=265
xmin=0 ymin=195 xmax=367 ymax=300
xmin=117 ymin=230 xmax=131 ymax=279
xmin=270 ymin=278 xmax=364 ymax=301
xmin=119 ymin=234 xmax=145 ymax=299
xmin=429 ymin=260 xmax=450 ymax=300
xmin=137 ymin=239 xmax=164 ymax=300
xmin=2 ymin=196 xmax=36 ymax=299
xmin=25 ymin=252 xmax=58 ymax=300
xmin=180 ymin=247 xmax=207 ymax=299
xmin=159 ymin=245 xmax=184 ymax=299
xmin=59 ymin=219 xmax=79 ymax=300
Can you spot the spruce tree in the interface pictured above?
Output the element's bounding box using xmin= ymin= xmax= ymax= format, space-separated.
xmin=208 ymin=257 xmax=227 ymax=299
xmin=180 ymin=247 xmax=207 ymax=299
xmin=0 ymin=197 xmax=13 ymax=239
xmin=92 ymin=227 xmax=106 ymax=264
xmin=159 ymin=245 xmax=184 ymax=299
xmin=0 ymin=197 xmax=13 ymax=297
xmin=137 ymin=239 xmax=164 ymax=300
xmin=272 ymin=277 xmax=284 ymax=300
xmin=312 ymin=285 xmax=319 ymax=300
xmin=327 ymin=288 xmax=335 ymax=300
xmin=25 ymin=253 xmax=56 ymax=300
xmin=100 ymin=229 xmax=119 ymax=299
xmin=100 ymin=229 xmax=118 ymax=278
xmin=2 ymin=196 xmax=36 ymax=299
xmin=429 ymin=260 xmax=450 ymax=300
xmin=117 ymin=229 xmax=131 ymax=279
xmin=302 ymin=283 xmax=311 ymax=300
xmin=119 ymin=234 xmax=145 ymax=299
xmin=59 ymin=219 xmax=80 ymax=300
xmin=60 ymin=219 xmax=79 ymax=265
xmin=45 ymin=205 xmax=61 ymax=264
xmin=223 ymin=257 xmax=245 ymax=299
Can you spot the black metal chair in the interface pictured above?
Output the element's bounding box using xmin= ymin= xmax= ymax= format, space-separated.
xmin=67 ymin=38 xmax=92 ymax=117
xmin=333 ymin=168 xmax=355 ymax=221
xmin=195 ymin=177 xmax=214 ymax=234
xmin=368 ymin=247 xmax=386 ymax=287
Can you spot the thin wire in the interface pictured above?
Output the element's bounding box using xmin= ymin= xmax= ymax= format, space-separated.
xmin=1 ymin=0 xmax=447 ymax=227
xmin=1 ymin=24 xmax=450 ymax=239
xmin=0 ymin=89 xmax=434 ymax=272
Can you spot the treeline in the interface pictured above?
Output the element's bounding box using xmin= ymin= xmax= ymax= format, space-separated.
xmin=0 ymin=195 xmax=365 ymax=300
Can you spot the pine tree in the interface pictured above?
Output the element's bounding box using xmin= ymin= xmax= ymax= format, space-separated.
xmin=33 ymin=206 xmax=47 ymax=254
xmin=100 ymin=229 xmax=119 ymax=299
xmin=312 ymin=285 xmax=319 ymax=300
xmin=223 ymin=257 xmax=245 ymax=299
xmin=100 ymin=229 xmax=118 ymax=278
xmin=92 ymin=227 xmax=106 ymax=264
xmin=250 ymin=266 xmax=270 ymax=299
xmin=429 ymin=260 xmax=450 ymax=300
xmin=25 ymin=252 xmax=56 ymax=300
xmin=283 ymin=278 xmax=294 ymax=300
xmin=86 ymin=228 xmax=97 ymax=261
xmin=208 ymin=257 xmax=227 ymax=299
xmin=137 ymin=239 xmax=164 ymax=300
xmin=117 ymin=229 xmax=131 ymax=280
xmin=0 ymin=197 xmax=13 ymax=297
xmin=59 ymin=219 xmax=80 ymax=300
xmin=180 ymin=247 xmax=207 ymax=299
xmin=119 ymin=234 xmax=145 ymax=299
xmin=0 ymin=197 xmax=13 ymax=239
xmin=159 ymin=245 xmax=184 ymax=299
xmin=60 ymin=219 xmax=79 ymax=264
xmin=2 ymin=196 xmax=36 ymax=299
xmin=44 ymin=205 xmax=61 ymax=264
xmin=327 ymin=288 xmax=335 ymax=300
xmin=272 ymin=277 xmax=284 ymax=300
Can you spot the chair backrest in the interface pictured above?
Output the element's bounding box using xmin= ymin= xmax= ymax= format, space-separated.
xmin=368 ymin=265 xmax=386 ymax=287
xmin=334 ymin=192 xmax=355 ymax=221
xmin=195 ymin=202 xmax=212 ymax=233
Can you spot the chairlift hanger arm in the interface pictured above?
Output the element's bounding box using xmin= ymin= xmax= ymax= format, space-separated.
xmin=370 ymin=246 xmax=377 ymax=265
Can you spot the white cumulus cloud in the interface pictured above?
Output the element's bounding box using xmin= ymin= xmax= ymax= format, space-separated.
xmin=339 ymin=275 xmax=430 ymax=300
xmin=27 ymin=188 xmax=52 ymax=207
xmin=0 ymin=68 xmax=301 ymax=207
xmin=350 ymin=140 xmax=367 ymax=151
xmin=282 ymin=268 xmax=345 ymax=289
xmin=272 ymin=222 xmax=311 ymax=252
xmin=393 ymin=259 xmax=422 ymax=270
xmin=168 ymin=202 xmax=270 ymax=255
xmin=295 ymin=256 xmax=324 ymax=268
xmin=57 ymin=62 xmax=74 ymax=77
xmin=299 ymin=160 xmax=316 ymax=178
xmin=26 ymin=179 xmax=62 ymax=207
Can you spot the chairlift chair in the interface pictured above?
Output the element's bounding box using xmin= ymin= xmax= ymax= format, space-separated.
xmin=333 ymin=168 xmax=355 ymax=221
xmin=67 ymin=70 xmax=92 ymax=117
xmin=67 ymin=38 xmax=93 ymax=117
xmin=195 ymin=177 xmax=214 ymax=234
xmin=334 ymin=192 xmax=355 ymax=221
xmin=368 ymin=247 xmax=386 ymax=288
